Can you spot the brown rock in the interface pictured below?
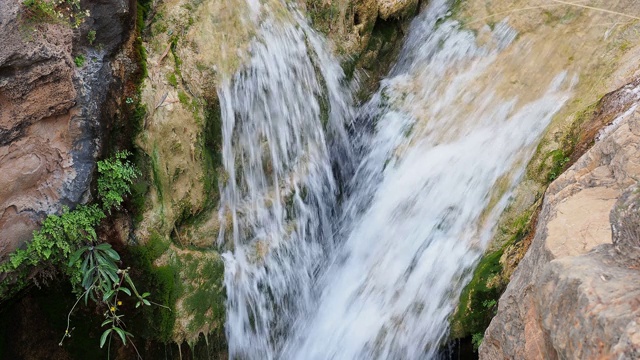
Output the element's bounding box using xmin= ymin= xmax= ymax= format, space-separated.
xmin=0 ymin=0 xmax=133 ymax=260
xmin=377 ymin=0 xmax=419 ymax=20
xmin=480 ymin=80 xmax=640 ymax=359
xmin=0 ymin=2 xmax=78 ymax=256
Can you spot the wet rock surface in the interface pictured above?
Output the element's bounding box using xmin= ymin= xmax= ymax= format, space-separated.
xmin=481 ymin=80 xmax=640 ymax=359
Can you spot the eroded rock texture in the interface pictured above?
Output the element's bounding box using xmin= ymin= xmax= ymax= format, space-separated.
xmin=0 ymin=0 xmax=132 ymax=259
xmin=480 ymin=80 xmax=640 ymax=359
xmin=377 ymin=0 xmax=419 ymax=20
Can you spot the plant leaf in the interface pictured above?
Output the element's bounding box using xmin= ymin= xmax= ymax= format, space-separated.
xmin=100 ymin=328 xmax=112 ymax=348
xmin=113 ymin=327 xmax=127 ymax=345
xmin=104 ymin=248 xmax=121 ymax=261
xmin=68 ymin=247 xmax=86 ymax=267
xmin=94 ymin=243 xmax=112 ymax=251
xmin=102 ymin=289 xmax=115 ymax=302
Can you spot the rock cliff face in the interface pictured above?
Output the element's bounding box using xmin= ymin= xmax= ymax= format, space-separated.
xmin=480 ymin=79 xmax=640 ymax=359
xmin=0 ymin=0 xmax=134 ymax=260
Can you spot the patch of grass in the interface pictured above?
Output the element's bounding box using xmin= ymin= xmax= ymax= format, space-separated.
xmin=23 ymin=0 xmax=59 ymax=23
xmin=22 ymin=0 xmax=85 ymax=26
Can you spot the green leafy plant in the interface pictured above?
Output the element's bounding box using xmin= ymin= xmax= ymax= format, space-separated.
xmin=482 ymin=299 xmax=497 ymax=309
xmin=97 ymin=150 xmax=140 ymax=212
xmin=472 ymin=332 xmax=484 ymax=351
xmin=87 ymin=29 xmax=96 ymax=45
xmin=22 ymin=0 xmax=88 ymax=28
xmin=61 ymin=244 xmax=161 ymax=355
xmin=74 ymin=55 xmax=86 ymax=67
xmin=547 ymin=149 xmax=571 ymax=182
xmin=1 ymin=151 xmax=162 ymax=356
xmin=22 ymin=0 xmax=58 ymax=22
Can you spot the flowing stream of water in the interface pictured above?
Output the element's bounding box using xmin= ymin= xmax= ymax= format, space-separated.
xmin=217 ymin=0 xmax=574 ymax=359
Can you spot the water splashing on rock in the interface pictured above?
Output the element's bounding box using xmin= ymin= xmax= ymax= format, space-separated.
xmin=219 ymin=0 xmax=573 ymax=358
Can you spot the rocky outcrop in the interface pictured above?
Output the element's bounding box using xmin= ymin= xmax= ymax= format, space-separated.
xmin=377 ymin=0 xmax=419 ymax=20
xmin=480 ymin=80 xmax=640 ymax=359
xmin=0 ymin=2 xmax=77 ymax=257
xmin=304 ymin=0 xmax=420 ymax=96
xmin=0 ymin=1 xmax=133 ymax=260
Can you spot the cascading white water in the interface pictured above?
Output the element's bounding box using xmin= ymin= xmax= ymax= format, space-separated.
xmin=219 ymin=0 xmax=574 ymax=359
xmin=216 ymin=2 xmax=355 ymax=359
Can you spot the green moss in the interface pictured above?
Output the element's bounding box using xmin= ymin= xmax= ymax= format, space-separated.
xmin=128 ymin=234 xmax=179 ymax=342
xmin=166 ymin=72 xmax=178 ymax=87
xmin=181 ymin=258 xmax=226 ymax=333
xmin=546 ymin=149 xmax=570 ymax=182
xmin=451 ymin=209 xmax=534 ymax=341
xmin=153 ymin=21 xmax=168 ymax=36
xmin=142 ymin=232 xmax=172 ymax=261
xmin=174 ymin=96 xmax=223 ymax=234
xmin=135 ymin=0 xmax=151 ymax=79
xmin=178 ymin=90 xmax=190 ymax=106
xmin=353 ymin=18 xmax=402 ymax=100
xmin=535 ymin=101 xmax=597 ymax=184
xmin=151 ymin=147 xmax=165 ymax=204
xmin=305 ymin=1 xmax=340 ymax=35
xmin=451 ymin=249 xmax=503 ymax=339
xmin=143 ymin=265 xmax=180 ymax=341
xmin=170 ymin=36 xmax=183 ymax=78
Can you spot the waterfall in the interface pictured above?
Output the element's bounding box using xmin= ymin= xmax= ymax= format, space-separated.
xmin=216 ymin=2 xmax=355 ymax=358
xmin=219 ymin=0 xmax=574 ymax=359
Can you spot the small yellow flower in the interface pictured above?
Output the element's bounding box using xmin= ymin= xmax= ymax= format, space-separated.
xmin=110 ymin=306 xmax=116 ymax=312
xmin=117 ymin=301 xmax=122 ymax=306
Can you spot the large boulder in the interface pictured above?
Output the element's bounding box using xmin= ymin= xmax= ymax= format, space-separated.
xmin=480 ymin=80 xmax=640 ymax=359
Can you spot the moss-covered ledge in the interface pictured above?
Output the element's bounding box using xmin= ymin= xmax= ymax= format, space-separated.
xmin=125 ymin=0 xmax=254 ymax=348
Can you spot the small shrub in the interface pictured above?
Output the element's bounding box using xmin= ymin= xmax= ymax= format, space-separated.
xmin=482 ymin=299 xmax=497 ymax=310
xmin=22 ymin=0 xmax=88 ymax=28
xmin=74 ymin=55 xmax=86 ymax=67
xmin=87 ymin=29 xmax=96 ymax=45
xmin=97 ymin=150 xmax=140 ymax=212
xmin=472 ymin=333 xmax=483 ymax=351
xmin=22 ymin=0 xmax=58 ymax=22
